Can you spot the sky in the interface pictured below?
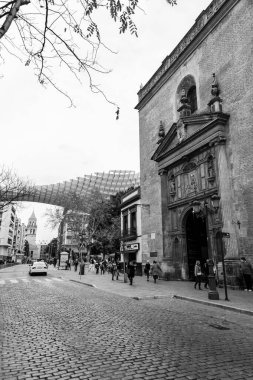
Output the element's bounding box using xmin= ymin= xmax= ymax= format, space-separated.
xmin=0 ymin=0 xmax=211 ymax=243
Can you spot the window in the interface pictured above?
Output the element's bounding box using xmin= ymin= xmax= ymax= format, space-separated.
xmin=123 ymin=214 xmax=128 ymax=236
xmin=130 ymin=211 xmax=137 ymax=234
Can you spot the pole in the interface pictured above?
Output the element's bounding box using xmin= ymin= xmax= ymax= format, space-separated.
xmin=220 ymin=231 xmax=229 ymax=301
xmin=205 ymin=202 xmax=219 ymax=300
xmin=122 ymin=241 xmax=128 ymax=283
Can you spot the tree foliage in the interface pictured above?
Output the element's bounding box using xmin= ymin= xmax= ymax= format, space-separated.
xmin=45 ymin=188 xmax=122 ymax=255
xmin=0 ymin=166 xmax=35 ymax=211
xmin=0 ymin=0 xmax=177 ymax=106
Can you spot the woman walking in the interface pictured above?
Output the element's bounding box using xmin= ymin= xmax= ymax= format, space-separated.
xmin=151 ymin=261 xmax=162 ymax=284
xmin=194 ymin=260 xmax=202 ymax=290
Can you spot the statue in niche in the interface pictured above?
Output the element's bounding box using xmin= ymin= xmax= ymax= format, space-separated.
xmin=190 ymin=173 xmax=198 ymax=192
xmin=207 ymin=156 xmax=216 ymax=184
xmin=170 ymin=177 xmax=176 ymax=195
xmin=177 ymin=119 xmax=186 ymax=143
xmin=207 ymin=156 xmax=215 ymax=178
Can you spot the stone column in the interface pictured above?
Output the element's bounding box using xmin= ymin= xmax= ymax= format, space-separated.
xmin=159 ymin=169 xmax=169 ymax=260
xmin=215 ymin=137 xmax=240 ymax=288
xmin=215 ymin=137 xmax=239 ymax=258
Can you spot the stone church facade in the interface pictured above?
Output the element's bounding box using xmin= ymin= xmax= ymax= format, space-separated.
xmin=135 ymin=0 xmax=253 ymax=284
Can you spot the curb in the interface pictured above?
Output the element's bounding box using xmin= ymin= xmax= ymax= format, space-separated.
xmin=173 ymin=295 xmax=253 ymax=316
xmin=69 ymin=279 xmax=97 ymax=288
xmin=132 ymin=295 xmax=173 ymax=300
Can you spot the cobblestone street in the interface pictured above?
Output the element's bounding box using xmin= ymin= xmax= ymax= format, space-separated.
xmin=1 ymin=269 xmax=253 ymax=380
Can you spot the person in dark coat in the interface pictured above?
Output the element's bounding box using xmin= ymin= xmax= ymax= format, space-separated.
xmin=240 ymin=257 xmax=253 ymax=291
xmin=144 ymin=260 xmax=151 ymax=281
xmin=202 ymin=259 xmax=209 ymax=289
xmin=74 ymin=259 xmax=78 ymax=272
xmin=127 ymin=261 xmax=136 ymax=285
xmin=111 ymin=262 xmax=117 ymax=280
xmin=151 ymin=261 xmax=162 ymax=284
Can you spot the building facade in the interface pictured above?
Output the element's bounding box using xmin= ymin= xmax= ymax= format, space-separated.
xmin=0 ymin=204 xmax=16 ymax=261
xmin=120 ymin=187 xmax=142 ymax=269
xmin=135 ymin=0 xmax=253 ymax=285
xmin=25 ymin=211 xmax=39 ymax=260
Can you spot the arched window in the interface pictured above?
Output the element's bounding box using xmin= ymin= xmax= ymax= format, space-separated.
xmin=176 ymin=75 xmax=198 ymax=115
xmin=187 ymin=86 xmax=197 ymax=114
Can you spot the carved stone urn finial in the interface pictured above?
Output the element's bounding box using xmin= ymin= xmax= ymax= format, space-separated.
xmin=211 ymin=73 xmax=220 ymax=97
xmin=208 ymin=73 xmax=223 ymax=112
xmin=157 ymin=121 xmax=165 ymax=144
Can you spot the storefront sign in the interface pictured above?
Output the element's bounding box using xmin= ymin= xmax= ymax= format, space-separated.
xmin=124 ymin=243 xmax=139 ymax=251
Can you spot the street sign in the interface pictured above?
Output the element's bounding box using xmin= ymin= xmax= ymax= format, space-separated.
xmin=222 ymin=232 xmax=230 ymax=238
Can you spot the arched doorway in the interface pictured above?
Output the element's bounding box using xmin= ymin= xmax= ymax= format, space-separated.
xmin=185 ymin=211 xmax=208 ymax=279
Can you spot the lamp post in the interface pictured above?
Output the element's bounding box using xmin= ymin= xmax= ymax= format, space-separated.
xmin=192 ymin=194 xmax=220 ymax=300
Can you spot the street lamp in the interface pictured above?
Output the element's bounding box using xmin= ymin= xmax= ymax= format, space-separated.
xmin=192 ymin=194 xmax=221 ymax=300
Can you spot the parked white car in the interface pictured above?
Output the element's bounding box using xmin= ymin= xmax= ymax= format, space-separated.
xmin=29 ymin=261 xmax=48 ymax=276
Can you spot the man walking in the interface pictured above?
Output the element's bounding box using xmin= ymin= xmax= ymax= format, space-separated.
xmin=144 ymin=260 xmax=151 ymax=281
xmin=240 ymin=257 xmax=253 ymax=291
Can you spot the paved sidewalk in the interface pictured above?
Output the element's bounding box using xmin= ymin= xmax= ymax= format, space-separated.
xmin=49 ymin=264 xmax=253 ymax=316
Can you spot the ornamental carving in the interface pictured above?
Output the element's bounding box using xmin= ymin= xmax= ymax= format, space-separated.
xmin=177 ymin=119 xmax=187 ymax=143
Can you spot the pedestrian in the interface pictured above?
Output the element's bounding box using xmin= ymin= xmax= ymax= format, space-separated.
xmin=144 ymin=260 xmax=151 ymax=281
xmin=194 ymin=260 xmax=202 ymax=290
xmin=95 ymin=262 xmax=100 ymax=274
xmin=100 ymin=261 xmax=105 ymax=275
xmin=240 ymin=257 xmax=253 ymax=291
xmin=151 ymin=261 xmax=162 ymax=284
xmin=111 ymin=261 xmax=117 ymax=281
xmin=203 ymin=259 xmax=209 ymax=289
xmin=74 ymin=259 xmax=78 ymax=272
xmin=53 ymin=257 xmax=57 ymax=268
xmin=127 ymin=261 xmax=136 ymax=285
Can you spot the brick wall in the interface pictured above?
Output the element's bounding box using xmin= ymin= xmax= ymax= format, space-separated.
xmin=138 ymin=0 xmax=253 ymax=262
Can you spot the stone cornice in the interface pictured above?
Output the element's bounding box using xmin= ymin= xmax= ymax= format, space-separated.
xmin=152 ymin=112 xmax=230 ymax=164
xmin=135 ymin=0 xmax=240 ymax=111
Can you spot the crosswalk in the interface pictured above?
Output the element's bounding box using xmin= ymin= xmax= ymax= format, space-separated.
xmin=0 ymin=277 xmax=63 ymax=286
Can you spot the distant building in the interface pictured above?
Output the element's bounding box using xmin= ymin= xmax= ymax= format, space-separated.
xmin=120 ymin=187 xmax=142 ymax=269
xmin=61 ymin=211 xmax=89 ymax=258
xmin=25 ymin=211 xmax=39 ymax=260
xmin=0 ymin=204 xmax=17 ymax=262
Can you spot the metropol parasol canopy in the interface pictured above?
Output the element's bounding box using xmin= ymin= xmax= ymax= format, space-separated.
xmin=24 ymin=170 xmax=140 ymax=207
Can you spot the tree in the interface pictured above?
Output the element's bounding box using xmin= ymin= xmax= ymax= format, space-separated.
xmin=0 ymin=166 xmax=35 ymax=211
xmin=24 ymin=239 xmax=29 ymax=256
xmin=45 ymin=188 xmax=122 ymax=257
xmin=0 ymin=0 xmax=177 ymax=106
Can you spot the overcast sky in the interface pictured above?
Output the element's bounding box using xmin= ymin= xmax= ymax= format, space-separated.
xmin=1 ymin=0 xmax=211 ymax=242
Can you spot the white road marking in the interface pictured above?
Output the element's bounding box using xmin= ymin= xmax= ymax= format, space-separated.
xmin=0 ymin=277 xmax=63 ymax=285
